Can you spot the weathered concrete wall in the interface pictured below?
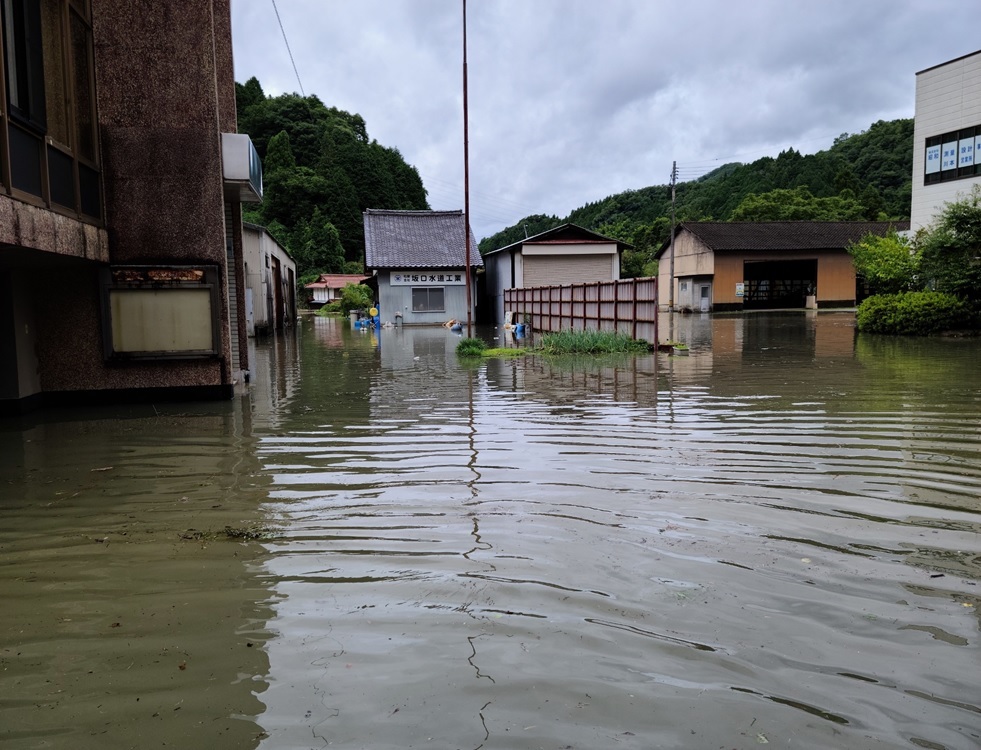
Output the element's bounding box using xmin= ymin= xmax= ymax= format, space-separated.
xmin=46 ymin=0 xmax=234 ymax=393
xmin=0 ymin=198 xmax=109 ymax=263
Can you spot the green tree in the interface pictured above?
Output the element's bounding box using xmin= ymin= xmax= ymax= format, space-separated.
xmin=478 ymin=214 xmax=562 ymax=254
xmin=235 ymin=82 xmax=429 ymax=264
xmin=848 ymin=229 xmax=918 ymax=296
xmin=261 ymin=166 xmax=331 ymax=231
xmin=264 ymin=130 xmax=297 ymax=173
xmin=482 ymin=118 xmax=912 ymax=246
xmin=729 ymin=186 xmax=867 ymax=221
xmin=916 ymin=185 xmax=981 ymax=302
xmin=235 ymin=76 xmax=265 ymax=112
xmin=338 ymin=283 xmax=373 ymax=315
xmin=292 ymin=209 xmax=345 ymax=276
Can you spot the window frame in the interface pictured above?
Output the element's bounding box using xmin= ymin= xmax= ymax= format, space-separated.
xmin=923 ymin=125 xmax=980 ymax=186
xmin=411 ymin=286 xmax=445 ymax=313
xmin=0 ymin=0 xmax=101 ymax=223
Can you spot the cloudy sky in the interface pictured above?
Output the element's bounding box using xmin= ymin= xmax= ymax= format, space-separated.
xmin=231 ymin=1 xmax=978 ymax=241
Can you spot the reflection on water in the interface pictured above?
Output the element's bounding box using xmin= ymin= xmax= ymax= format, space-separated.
xmin=2 ymin=312 xmax=979 ymax=750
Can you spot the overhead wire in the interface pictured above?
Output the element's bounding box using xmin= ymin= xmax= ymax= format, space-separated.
xmin=271 ymin=0 xmax=304 ymax=96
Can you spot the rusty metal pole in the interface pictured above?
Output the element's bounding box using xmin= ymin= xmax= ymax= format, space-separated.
xmin=462 ymin=0 xmax=473 ymax=337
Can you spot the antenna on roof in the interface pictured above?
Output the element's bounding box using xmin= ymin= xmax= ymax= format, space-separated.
xmin=524 ymin=224 xmax=529 ymax=238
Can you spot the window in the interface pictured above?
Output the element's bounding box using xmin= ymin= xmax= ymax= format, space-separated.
xmin=924 ymin=125 xmax=980 ymax=186
xmin=2 ymin=0 xmax=46 ymax=131
xmin=412 ymin=287 xmax=444 ymax=312
xmin=0 ymin=0 xmax=101 ymax=220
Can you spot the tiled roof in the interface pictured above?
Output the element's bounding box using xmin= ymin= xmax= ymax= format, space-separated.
xmin=364 ymin=209 xmax=482 ymax=269
xmin=304 ymin=273 xmax=368 ymax=290
xmin=657 ymin=221 xmax=910 ymax=257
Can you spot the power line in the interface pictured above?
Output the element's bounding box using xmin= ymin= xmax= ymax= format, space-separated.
xmin=271 ymin=0 xmax=304 ymax=96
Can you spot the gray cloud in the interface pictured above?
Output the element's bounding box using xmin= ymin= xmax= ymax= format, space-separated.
xmin=232 ymin=0 xmax=979 ymax=240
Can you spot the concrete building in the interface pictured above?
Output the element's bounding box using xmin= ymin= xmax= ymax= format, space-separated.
xmin=363 ymin=209 xmax=481 ymax=326
xmin=242 ymin=223 xmax=296 ymax=337
xmin=1 ymin=0 xmax=261 ymax=415
xmin=482 ymin=223 xmax=628 ymax=326
xmin=656 ymin=221 xmax=908 ymax=312
xmin=911 ymin=50 xmax=981 ymax=231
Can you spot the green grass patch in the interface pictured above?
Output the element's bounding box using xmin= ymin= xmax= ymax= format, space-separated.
xmin=481 ymin=347 xmax=526 ymax=358
xmin=536 ymin=329 xmax=650 ymax=354
xmin=456 ymin=337 xmax=488 ymax=357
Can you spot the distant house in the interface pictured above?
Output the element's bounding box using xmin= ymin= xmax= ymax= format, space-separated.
xmin=242 ymin=223 xmax=297 ymax=336
xmin=655 ymin=221 xmax=910 ymax=312
xmin=363 ymin=209 xmax=482 ymax=325
xmin=304 ymin=273 xmax=369 ymax=309
xmin=482 ymin=224 xmax=630 ymax=326
xmin=911 ymin=49 xmax=981 ymax=231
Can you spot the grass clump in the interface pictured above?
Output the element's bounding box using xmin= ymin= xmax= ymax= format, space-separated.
xmin=456 ymin=337 xmax=487 ymax=357
xmin=315 ymin=301 xmax=343 ymax=317
xmin=482 ymin=347 xmax=525 ymax=358
xmin=536 ymin=329 xmax=650 ymax=354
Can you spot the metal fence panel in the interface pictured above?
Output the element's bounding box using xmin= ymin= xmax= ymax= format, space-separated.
xmin=504 ymin=277 xmax=659 ymax=342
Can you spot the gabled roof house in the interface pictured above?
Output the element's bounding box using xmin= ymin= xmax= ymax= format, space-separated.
xmin=364 ymin=209 xmax=481 ymax=325
xmin=304 ymin=273 xmax=369 ymax=309
xmin=482 ymin=223 xmax=630 ymax=326
xmin=656 ymin=221 xmax=909 ymax=311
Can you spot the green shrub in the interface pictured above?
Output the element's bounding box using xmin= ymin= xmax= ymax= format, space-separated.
xmin=338 ymin=284 xmax=373 ymax=315
xmin=856 ymin=291 xmax=969 ymax=335
xmin=456 ymin=337 xmax=487 ymax=357
xmin=536 ymin=329 xmax=650 ymax=354
xmin=315 ymin=301 xmax=343 ymax=317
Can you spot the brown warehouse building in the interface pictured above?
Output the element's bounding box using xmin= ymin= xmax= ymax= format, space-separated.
xmin=656 ymin=221 xmax=910 ymax=312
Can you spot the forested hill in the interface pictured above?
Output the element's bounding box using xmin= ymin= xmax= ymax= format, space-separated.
xmin=478 ymin=118 xmax=914 ymax=277
xmin=235 ymin=77 xmax=429 ymax=281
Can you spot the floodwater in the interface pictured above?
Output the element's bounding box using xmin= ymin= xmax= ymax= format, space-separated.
xmin=1 ymin=311 xmax=979 ymax=750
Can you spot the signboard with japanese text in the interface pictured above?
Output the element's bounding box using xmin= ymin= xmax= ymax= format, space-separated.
xmin=959 ymin=138 xmax=975 ymax=168
xmin=391 ymin=271 xmax=466 ymax=286
xmin=925 ymin=144 xmax=941 ymax=174
xmin=941 ymin=140 xmax=958 ymax=170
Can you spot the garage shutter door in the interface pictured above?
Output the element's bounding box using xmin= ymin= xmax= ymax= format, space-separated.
xmin=523 ymin=255 xmax=611 ymax=287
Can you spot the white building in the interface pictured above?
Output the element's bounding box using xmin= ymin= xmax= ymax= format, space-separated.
xmin=482 ymin=224 xmax=626 ymax=326
xmin=911 ymin=50 xmax=981 ymax=231
xmin=242 ymin=223 xmax=297 ymax=337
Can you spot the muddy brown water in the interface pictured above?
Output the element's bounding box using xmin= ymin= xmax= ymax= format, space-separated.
xmin=1 ymin=312 xmax=979 ymax=750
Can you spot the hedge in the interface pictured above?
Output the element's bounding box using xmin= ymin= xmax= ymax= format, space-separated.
xmin=856 ymin=291 xmax=968 ymax=335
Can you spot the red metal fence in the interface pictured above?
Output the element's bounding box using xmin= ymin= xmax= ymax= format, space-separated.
xmin=503 ymin=277 xmax=658 ymax=342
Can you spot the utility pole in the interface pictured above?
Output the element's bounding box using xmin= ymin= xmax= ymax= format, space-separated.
xmin=668 ymin=161 xmax=677 ymax=310
xmin=668 ymin=161 xmax=677 ymax=340
xmin=462 ymin=0 xmax=473 ymax=337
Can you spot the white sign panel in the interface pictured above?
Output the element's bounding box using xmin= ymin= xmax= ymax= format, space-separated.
xmin=391 ymin=271 xmax=466 ymax=286
xmin=941 ymin=140 xmax=958 ymax=170
xmin=925 ymin=144 xmax=942 ymax=174
xmin=958 ymin=138 xmax=975 ymax=168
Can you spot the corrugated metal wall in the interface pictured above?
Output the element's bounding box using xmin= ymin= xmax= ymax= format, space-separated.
xmin=523 ymin=255 xmax=611 ymax=288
